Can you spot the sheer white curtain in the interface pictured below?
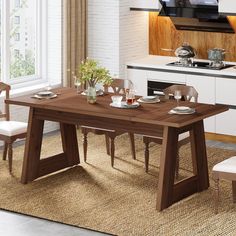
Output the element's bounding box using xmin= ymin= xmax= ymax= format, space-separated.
xmin=63 ymin=0 xmax=87 ymax=87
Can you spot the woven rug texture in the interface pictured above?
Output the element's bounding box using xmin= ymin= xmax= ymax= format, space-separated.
xmin=0 ymin=131 xmax=236 ymax=236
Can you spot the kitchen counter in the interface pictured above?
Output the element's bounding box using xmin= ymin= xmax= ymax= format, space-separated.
xmin=127 ymin=55 xmax=236 ymax=79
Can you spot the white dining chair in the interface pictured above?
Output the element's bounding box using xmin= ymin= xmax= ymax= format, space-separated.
xmin=212 ymin=156 xmax=236 ymax=213
xmin=143 ymin=84 xmax=198 ymax=179
xmin=0 ymin=82 xmax=28 ymax=172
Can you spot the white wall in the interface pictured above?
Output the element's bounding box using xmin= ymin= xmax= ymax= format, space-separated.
xmin=119 ymin=0 xmax=148 ymax=78
xmin=88 ymin=0 xmax=149 ymax=78
xmin=88 ymin=0 xmax=120 ymax=76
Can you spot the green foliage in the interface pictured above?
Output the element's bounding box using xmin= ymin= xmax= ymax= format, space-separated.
xmin=10 ymin=51 xmax=35 ymax=78
xmin=76 ymin=59 xmax=113 ymax=87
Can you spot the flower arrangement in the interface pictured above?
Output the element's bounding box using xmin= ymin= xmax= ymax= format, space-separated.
xmin=75 ymin=58 xmax=113 ymax=87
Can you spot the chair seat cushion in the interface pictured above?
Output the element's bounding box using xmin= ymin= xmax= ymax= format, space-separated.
xmin=0 ymin=121 xmax=27 ymax=136
xmin=178 ymin=132 xmax=189 ymax=141
xmin=213 ymin=156 xmax=236 ymax=173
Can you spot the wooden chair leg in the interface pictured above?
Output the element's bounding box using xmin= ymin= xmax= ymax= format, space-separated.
xmin=232 ymin=181 xmax=236 ymax=203
xmin=110 ymin=137 xmax=115 ymax=167
xmin=214 ymin=178 xmax=220 ymax=214
xmin=3 ymin=142 xmax=8 ymax=161
xmin=128 ymin=133 xmax=136 ymax=160
xmin=83 ymin=132 xmax=88 ymax=162
xmin=105 ymin=134 xmax=110 ymax=155
xmin=144 ymin=140 xmax=149 ymax=173
xmin=8 ymin=143 xmax=13 ymax=173
xmin=175 ymin=149 xmax=180 ymax=180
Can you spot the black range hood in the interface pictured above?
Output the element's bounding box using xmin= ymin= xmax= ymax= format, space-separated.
xmin=159 ymin=0 xmax=234 ymax=33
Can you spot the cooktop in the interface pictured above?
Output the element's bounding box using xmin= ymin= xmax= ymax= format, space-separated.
xmin=167 ymin=61 xmax=235 ymax=70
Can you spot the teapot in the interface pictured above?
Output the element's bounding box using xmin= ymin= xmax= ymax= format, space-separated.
xmin=175 ymin=42 xmax=196 ymax=59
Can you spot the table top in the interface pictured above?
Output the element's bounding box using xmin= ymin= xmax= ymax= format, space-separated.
xmin=6 ymin=87 xmax=228 ymax=128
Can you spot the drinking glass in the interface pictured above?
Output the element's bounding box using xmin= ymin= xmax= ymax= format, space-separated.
xmin=74 ymin=77 xmax=82 ymax=94
xmin=126 ymin=89 xmax=135 ymax=105
xmin=45 ymin=82 xmax=52 ymax=91
xmin=174 ymin=90 xmax=182 ymax=107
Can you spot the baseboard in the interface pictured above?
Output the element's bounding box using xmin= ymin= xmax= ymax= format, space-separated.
xmin=205 ymin=132 xmax=236 ymax=144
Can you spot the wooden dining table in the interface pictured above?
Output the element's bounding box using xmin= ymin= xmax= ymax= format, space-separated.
xmin=6 ymin=87 xmax=228 ymax=211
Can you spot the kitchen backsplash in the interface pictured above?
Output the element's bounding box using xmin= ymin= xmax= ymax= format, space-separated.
xmin=149 ymin=13 xmax=236 ymax=62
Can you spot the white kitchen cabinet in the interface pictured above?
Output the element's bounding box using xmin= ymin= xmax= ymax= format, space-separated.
xmin=216 ymin=77 xmax=236 ymax=106
xmin=215 ymin=77 xmax=236 ymax=136
xmin=186 ymin=75 xmax=215 ymax=103
xmin=186 ymin=75 xmax=216 ymax=133
xmin=146 ymin=71 xmax=186 ymax=84
xmin=216 ymin=109 xmax=236 ymax=136
xmin=219 ymin=0 xmax=236 ymax=15
xmin=127 ymin=69 xmax=147 ymax=96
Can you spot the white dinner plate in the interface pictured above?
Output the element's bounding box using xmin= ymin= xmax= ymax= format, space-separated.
xmin=32 ymin=94 xmax=57 ymax=100
xmin=37 ymin=91 xmax=54 ymax=97
xmin=169 ymin=108 xmax=195 ymax=115
xmin=137 ymin=98 xmax=160 ymax=104
xmin=173 ymin=106 xmax=191 ymax=112
xmin=141 ymin=96 xmax=158 ymax=101
xmin=110 ymin=101 xmax=140 ymax=109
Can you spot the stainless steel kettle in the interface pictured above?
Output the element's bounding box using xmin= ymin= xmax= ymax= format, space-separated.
xmin=175 ymin=42 xmax=196 ymax=58
xmin=208 ymin=48 xmax=226 ymax=62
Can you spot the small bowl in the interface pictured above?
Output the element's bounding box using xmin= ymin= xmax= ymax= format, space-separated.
xmin=37 ymin=91 xmax=54 ymax=97
xmin=111 ymin=95 xmax=123 ymax=104
xmin=142 ymin=95 xmax=158 ymax=101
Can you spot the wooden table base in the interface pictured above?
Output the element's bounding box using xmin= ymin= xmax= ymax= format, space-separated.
xmin=22 ymin=108 xmax=209 ymax=211
xmin=21 ymin=108 xmax=80 ymax=184
xmin=156 ymin=120 xmax=209 ymax=211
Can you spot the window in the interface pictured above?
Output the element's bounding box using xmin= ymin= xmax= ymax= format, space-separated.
xmin=15 ymin=0 xmax=20 ymax=8
xmin=14 ymin=32 xmax=20 ymax=41
xmin=14 ymin=15 xmax=20 ymax=24
xmin=0 ymin=0 xmax=62 ymax=87
xmin=14 ymin=49 xmax=19 ymax=57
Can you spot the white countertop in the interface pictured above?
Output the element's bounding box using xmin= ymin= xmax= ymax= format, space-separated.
xmin=127 ymin=55 xmax=236 ymax=78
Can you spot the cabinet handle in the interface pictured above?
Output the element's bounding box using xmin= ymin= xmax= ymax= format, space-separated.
xmin=153 ymin=91 xmax=164 ymax=95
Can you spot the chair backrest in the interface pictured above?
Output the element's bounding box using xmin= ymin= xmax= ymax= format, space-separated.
xmin=104 ymin=78 xmax=133 ymax=95
xmin=0 ymin=82 xmax=11 ymax=121
xmin=163 ymin=84 xmax=198 ymax=102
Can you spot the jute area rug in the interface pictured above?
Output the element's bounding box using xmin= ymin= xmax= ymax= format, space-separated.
xmin=0 ymin=131 xmax=236 ymax=236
